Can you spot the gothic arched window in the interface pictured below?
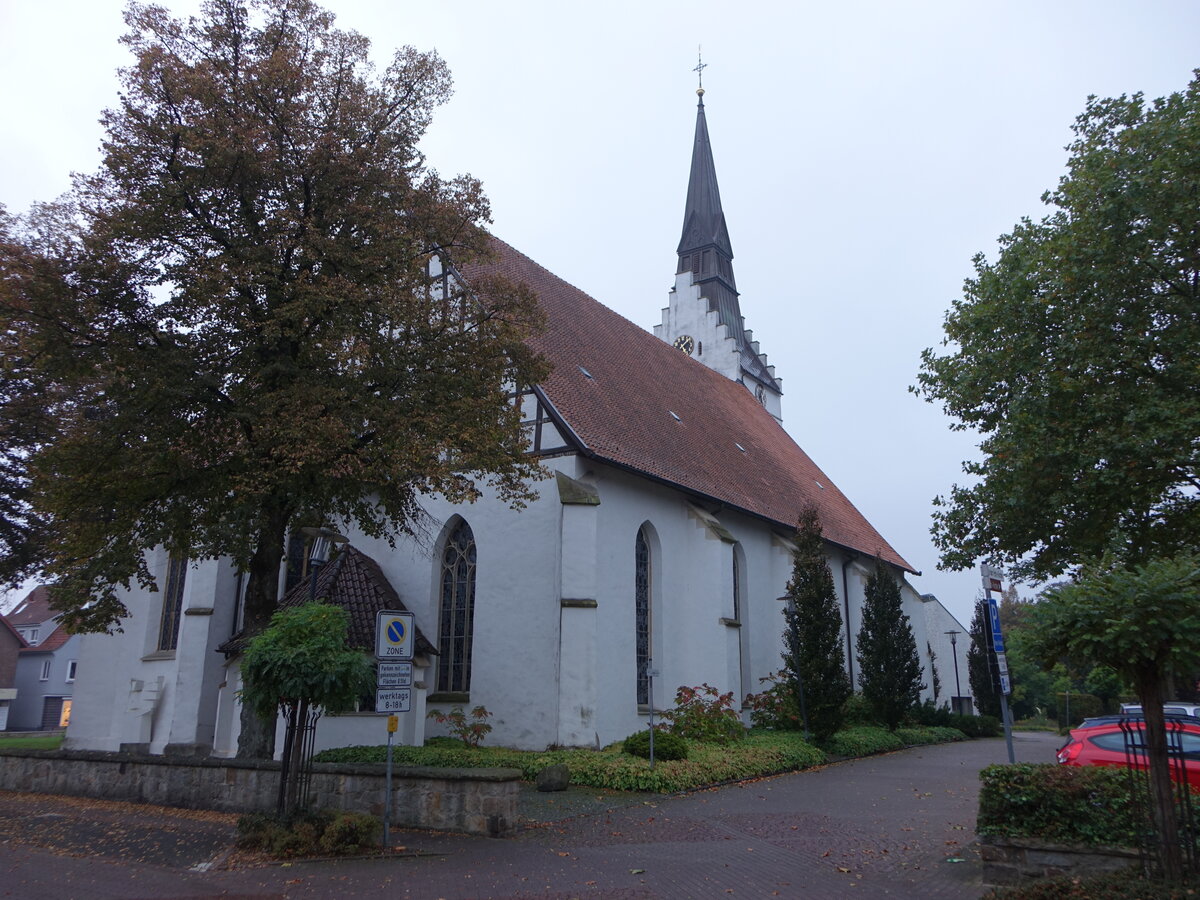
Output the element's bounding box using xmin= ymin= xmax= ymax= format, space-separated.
xmin=437 ymin=520 xmax=477 ymax=693
xmin=732 ymin=550 xmax=741 ymax=623
xmin=635 ymin=528 xmax=651 ymax=705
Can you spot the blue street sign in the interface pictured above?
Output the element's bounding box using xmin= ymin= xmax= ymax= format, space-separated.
xmin=987 ymin=596 xmax=1006 ymax=655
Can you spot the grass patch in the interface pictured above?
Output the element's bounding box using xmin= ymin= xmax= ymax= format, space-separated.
xmin=316 ymin=730 xmax=826 ymax=792
xmin=0 ymin=733 xmax=64 ymax=751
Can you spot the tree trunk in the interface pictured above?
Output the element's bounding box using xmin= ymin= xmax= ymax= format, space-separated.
xmin=1136 ymin=670 xmax=1184 ymax=883
xmin=236 ymin=501 xmax=293 ymax=760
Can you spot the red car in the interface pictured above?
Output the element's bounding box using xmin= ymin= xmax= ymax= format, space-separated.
xmin=1057 ymin=717 xmax=1200 ymax=788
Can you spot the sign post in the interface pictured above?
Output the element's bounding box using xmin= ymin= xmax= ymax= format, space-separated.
xmin=981 ymin=565 xmax=1016 ymax=763
xmin=375 ymin=610 xmax=414 ymax=848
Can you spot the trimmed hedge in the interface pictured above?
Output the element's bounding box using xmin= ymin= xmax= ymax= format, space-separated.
xmin=977 ymin=763 xmax=1140 ymax=847
xmin=983 ymin=870 xmax=1193 ymax=899
xmin=823 ymin=726 xmax=903 ymax=756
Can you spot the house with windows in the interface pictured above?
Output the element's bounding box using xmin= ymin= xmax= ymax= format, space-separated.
xmin=3 ymin=586 xmax=80 ymax=731
xmin=64 ymin=89 xmax=970 ymax=757
xmin=0 ymin=618 xmax=23 ymax=731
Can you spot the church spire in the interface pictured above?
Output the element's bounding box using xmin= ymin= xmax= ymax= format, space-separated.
xmin=673 ymin=78 xmax=781 ymax=395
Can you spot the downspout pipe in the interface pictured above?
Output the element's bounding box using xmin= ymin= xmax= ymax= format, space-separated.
xmin=841 ymin=552 xmax=858 ymax=687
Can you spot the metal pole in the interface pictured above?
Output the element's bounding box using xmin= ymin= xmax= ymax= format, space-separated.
xmin=946 ymin=630 xmax=962 ymax=713
xmin=999 ymin=688 xmax=1016 ymax=763
xmin=647 ymin=658 xmax=655 ymax=769
xmin=384 ymin=727 xmax=393 ymax=847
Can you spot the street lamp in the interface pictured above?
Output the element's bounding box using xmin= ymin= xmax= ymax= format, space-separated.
xmin=945 ymin=630 xmax=962 ymax=713
xmin=300 ymin=526 xmax=349 ymax=602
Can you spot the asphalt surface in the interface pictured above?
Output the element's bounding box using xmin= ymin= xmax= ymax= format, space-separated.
xmin=0 ymin=731 xmax=1060 ymax=899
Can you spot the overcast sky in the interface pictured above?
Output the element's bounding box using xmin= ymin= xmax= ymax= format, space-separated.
xmin=2 ymin=1 xmax=1198 ymax=626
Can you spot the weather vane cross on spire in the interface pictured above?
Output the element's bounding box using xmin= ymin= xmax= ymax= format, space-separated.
xmin=694 ymin=47 xmax=707 ymax=95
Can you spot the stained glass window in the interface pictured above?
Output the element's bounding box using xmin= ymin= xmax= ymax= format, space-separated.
xmin=635 ymin=529 xmax=650 ymax=706
xmin=157 ymin=553 xmax=188 ymax=652
xmin=437 ymin=520 xmax=477 ymax=693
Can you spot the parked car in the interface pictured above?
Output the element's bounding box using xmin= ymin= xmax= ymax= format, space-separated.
xmin=1057 ymin=718 xmax=1200 ymax=788
xmin=1121 ymin=702 xmax=1200 ymax=718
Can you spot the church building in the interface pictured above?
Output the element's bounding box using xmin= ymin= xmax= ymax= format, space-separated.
xmin=64 ymin=88 xmax=966 ymax=757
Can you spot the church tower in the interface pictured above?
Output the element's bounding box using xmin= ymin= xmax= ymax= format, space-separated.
xmin=655 ymin=84 xmax=783 ymax=423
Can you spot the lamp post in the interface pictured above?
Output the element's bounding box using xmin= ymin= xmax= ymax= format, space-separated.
xmin=300 ymin=526 xmax=349 ymax=602
xmin=945 ymin=630 xmax=962 ymax=713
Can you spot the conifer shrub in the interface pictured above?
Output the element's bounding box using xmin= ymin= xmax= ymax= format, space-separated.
xmin=236 ymin=809 xmax=381 ymax=857
xmin=622 ymin=728 xmax=689 ymax=761
xmin=779 ymin=507 xmax=852 ymax=740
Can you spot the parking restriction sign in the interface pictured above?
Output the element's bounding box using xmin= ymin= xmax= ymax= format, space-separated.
xmin=376 ymin=610 xmax=414 ymax=661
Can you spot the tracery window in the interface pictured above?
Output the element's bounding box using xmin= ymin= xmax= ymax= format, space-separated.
xmin=635 ymin=528 xmax=651 ymax=706
xmin=437 ymin=520 xmax=477 ymax=693
xmin=732 ymin=551 xmax=741 ymax=622
xmin=157 ymin=553 xmax=188 ymax=652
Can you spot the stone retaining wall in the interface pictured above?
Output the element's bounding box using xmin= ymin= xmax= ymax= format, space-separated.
xmin=981 ymin=834 xmax=1140 ymax=886
xmin=0 ymin=749 xmax=520 ymax=836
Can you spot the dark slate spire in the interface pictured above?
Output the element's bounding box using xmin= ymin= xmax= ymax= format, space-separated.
xmin=676 ymin=89 xmax=780 ymax=392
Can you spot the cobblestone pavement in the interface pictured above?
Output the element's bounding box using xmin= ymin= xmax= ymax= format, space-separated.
xmin=0 ymin=732 xmax=1059 ymax=899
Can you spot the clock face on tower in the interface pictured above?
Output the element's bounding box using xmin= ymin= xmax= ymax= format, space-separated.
xmin=673 ymin=334 xmax=695 ymax=356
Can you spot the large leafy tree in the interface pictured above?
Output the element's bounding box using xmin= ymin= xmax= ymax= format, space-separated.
xmin=855 ymin=562 xmax=925 ymax=730
xmin=915 ymin=74 xmax=1200 ymax=582
xmin=780 ymin=506 xmax=851 ymax=741
xmin=0 ymin=0 xmax=546 ymax=756
xmin=1028 ymin=554 xmax=1200 ymax=882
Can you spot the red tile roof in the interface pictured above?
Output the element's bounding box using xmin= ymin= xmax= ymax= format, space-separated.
xmin=5 ymin=585 xmax=56 ymax=627
xmin=220 ymin=546 xmax=436 ymax=656
xmin=466 ymin=238 xmax=914 ymax=573
xmin=18 ymin=623 xmax=71 ymax=654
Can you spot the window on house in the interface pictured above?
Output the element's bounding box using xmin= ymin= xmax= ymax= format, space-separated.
xmin=156 ymin=553 xmax=188 ymax=652
xmin=39 ymin=659 xmax=51 ymax=681
xmin=66 ymin=660 xmax=77 ymax=682
xmin=28 ymin=628 xmax=39 ymax=645
xmin=437 ymin=520 xmax=477 ymax=694
xmin=635 ymin=528 xmax=651 ymax=706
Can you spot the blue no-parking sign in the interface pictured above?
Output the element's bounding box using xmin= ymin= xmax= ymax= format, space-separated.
xmin=375 ymin=610 xmax=415 ymax=661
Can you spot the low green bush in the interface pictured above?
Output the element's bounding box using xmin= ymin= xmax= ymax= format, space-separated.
xmin=955 ymin=714 xmax=1001 ymax=738
xmin=236 ymin=809 xmax=381 ymax=857
xmin=623 ymin=728 xmax=689 ymax=761
xmin=983 ymin=869 xmax=1192 ymax=899
xmin=894 ymin=726 xmax=966 ymax=745
xmin=823 ymin=726 xmax=903 ymax=756
xmin=977 ymin=763 xmax=1140 ymax=846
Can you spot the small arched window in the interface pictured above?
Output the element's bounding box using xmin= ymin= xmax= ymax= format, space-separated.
xmin=437 ymin=520 xmax=477 ymax=693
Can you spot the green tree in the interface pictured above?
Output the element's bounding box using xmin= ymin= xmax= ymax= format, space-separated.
xmin=915 ymin=74 xmax=1200 ymax=583
xmin=1028 ymin=554 xmax=1200 ymax=882
xmin=856 ymin=561 xmax=925 ymax=730
xmin=0 ymin=0 xmax=546 ymax=757
xmin=967 ymin=601 xmax=1001 ymax=718
xmin=780 ymin=506 xmax=851 ymax=740
xmin=240 ymin=601 xmax=374 ymax=814
xmin=926 ymin=641 xmax=941 ymax=705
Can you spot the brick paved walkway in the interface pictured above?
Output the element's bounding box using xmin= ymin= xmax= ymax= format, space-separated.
xmin=0 ymin=731 xmax=1059 ymax=899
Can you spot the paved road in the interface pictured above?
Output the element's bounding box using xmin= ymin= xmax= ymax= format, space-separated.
xmin=0 ymin=732 xmax=1059 ymax=899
